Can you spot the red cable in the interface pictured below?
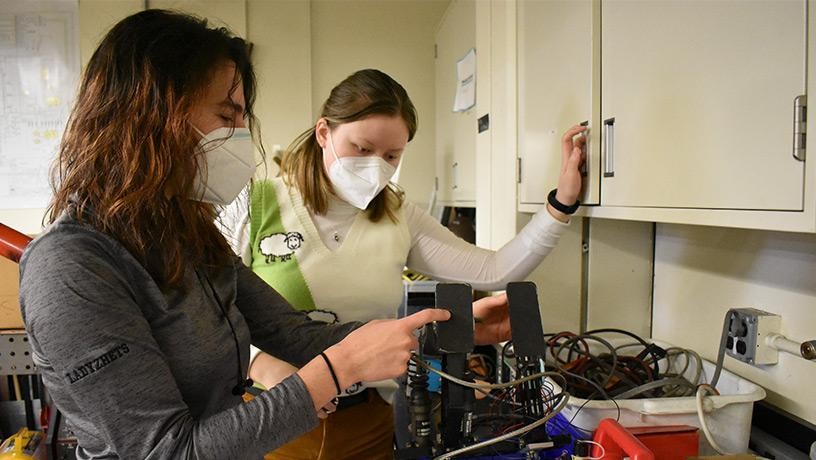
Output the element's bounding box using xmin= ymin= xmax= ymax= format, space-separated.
xmin=0 ymin=222 xmax=32 ymax=263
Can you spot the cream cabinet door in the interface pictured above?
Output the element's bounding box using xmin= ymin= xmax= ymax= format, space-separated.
xmin=518 ymin=0 xmax=599 ymax=206
xmin=601 ymin=0 xmax=806 ymax=210
xmin=436 ymin=0 xmax=477 ymax=204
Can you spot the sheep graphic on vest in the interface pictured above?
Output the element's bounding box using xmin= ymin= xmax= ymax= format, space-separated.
xmin=259 ymin=232 xmax=304 ymax=263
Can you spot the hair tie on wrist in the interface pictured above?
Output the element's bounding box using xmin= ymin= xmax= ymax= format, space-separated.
xmin=548 ymin=188 xmax=580 ymax=215
xmin=320 ymin=352 xmax=342 ymax=395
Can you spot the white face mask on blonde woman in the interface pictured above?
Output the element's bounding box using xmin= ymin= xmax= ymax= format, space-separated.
xmin=326 ymin=131 xmax=396 ymax=209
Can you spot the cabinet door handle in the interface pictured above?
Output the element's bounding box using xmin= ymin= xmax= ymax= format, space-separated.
xmin=452 ymin=162 xmax=458 ymax=190
xmin=603 ymin=118 xmax=615 ymax=178
xmin=580 ymin=120 xmax=589 ymax=177
xmin=517 ymin=157 xmax=522 ymax=184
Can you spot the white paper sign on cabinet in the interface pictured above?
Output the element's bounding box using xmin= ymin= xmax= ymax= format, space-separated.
xmin=453 ymin=48 xmax=476 ymax=112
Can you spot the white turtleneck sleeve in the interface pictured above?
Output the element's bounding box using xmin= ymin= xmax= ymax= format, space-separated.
xmin=219 ymin=187 xmax=253 ymax=265
xmin=403 ymin=201 xmax=568 ymax=291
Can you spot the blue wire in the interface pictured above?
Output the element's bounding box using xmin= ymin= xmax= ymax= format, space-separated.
xmin=554 ymin=413 xmax=591 ymax=437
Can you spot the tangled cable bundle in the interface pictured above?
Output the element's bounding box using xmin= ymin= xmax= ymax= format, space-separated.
xmin=541 ymin=329 xmax=703 ymax=401
xmin=409 ymin=355 xmax=574 ymax=459
xmin=410 ymin=328 xmax=734 ymax=458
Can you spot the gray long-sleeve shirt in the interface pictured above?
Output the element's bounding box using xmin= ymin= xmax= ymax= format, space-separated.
xmin=19 ymin=212 xmax=359 ymax=459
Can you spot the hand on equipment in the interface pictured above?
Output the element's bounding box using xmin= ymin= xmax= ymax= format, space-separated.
xmin=326 ymin=308 xmax=451 ymax=387
xmin=473 ymin=293 xmax=511 ymax=345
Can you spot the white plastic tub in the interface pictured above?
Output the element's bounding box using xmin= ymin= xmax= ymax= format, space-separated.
xmin=548 ymin=339 xmax=766 ymax=454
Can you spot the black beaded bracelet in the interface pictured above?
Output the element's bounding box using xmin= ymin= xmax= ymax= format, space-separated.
xmin=319 ymin=352 xmax=342 ymax=395
xmin=547 ymin=188 xmax=580 ymax=215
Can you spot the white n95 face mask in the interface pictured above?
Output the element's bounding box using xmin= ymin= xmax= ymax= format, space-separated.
xmin=191 ymin=126 xmax=256 ymax=206
xmin=327 ymin=132 xmax=396 ymax=210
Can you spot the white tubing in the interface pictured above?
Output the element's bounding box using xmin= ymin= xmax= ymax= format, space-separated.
xmin=766 ymin=333 xmax=803 ymax=357
xmin=696 ymin=384 xmax=737 ymax=456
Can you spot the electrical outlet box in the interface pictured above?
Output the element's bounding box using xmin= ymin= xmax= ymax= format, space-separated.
xmin=725 ymin=308 xmax=781 ymax=365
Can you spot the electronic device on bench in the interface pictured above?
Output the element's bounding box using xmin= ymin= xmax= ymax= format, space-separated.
xmin=396 ymin=282 xmax=569 ymax=460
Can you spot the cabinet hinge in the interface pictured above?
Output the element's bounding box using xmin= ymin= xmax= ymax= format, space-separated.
xmin=794 ymin=95 xmax=806 ymax=161
xmin=434 ymin=44 xmax=438 ymax=59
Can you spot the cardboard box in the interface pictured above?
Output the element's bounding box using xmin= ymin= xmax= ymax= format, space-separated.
xmin=0 ymin=256 xmax=23 ymax=329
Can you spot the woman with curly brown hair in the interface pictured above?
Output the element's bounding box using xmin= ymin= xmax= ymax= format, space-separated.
xmin=17 ymin=10 xmax=466 ymax=459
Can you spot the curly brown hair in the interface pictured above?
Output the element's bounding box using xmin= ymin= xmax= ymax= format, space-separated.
xmin=48 ymin=9 xmax=259 ymax=289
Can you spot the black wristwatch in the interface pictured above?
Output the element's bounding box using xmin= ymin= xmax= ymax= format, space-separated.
xmin=547 ymin=188 xmax=580 ymax=215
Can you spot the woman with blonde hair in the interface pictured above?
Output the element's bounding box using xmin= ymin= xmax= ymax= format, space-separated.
xmin=230 ymin=68 xmax=587 ymax=459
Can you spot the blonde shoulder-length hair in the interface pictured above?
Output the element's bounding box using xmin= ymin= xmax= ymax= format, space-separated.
xmin=281 ymin=69 xmax=417 ymax=223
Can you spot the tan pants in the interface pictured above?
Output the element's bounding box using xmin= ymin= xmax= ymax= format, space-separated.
xmin=264 ymin=390 xmax=394 ymax=460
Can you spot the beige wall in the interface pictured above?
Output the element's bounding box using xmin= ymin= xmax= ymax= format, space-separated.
xmin=79 ymin=0 xmax=145 ymax=65
xmin=246 ymin=0 xmax=312 ymax=177
xmin=586 ymin=218 xmax=654 ymax=336
xmin=518 ymin=216 xmax=655 ymax=337
xmin=148 ymin=0 xmax=246 ymax=34
xmin=521 ymin=215 xmax=584 ymax=334
xmin=310 ymin=0 xmax=448 ymax=208
xmin=653 ymin=223 xmax=816 ymax=424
